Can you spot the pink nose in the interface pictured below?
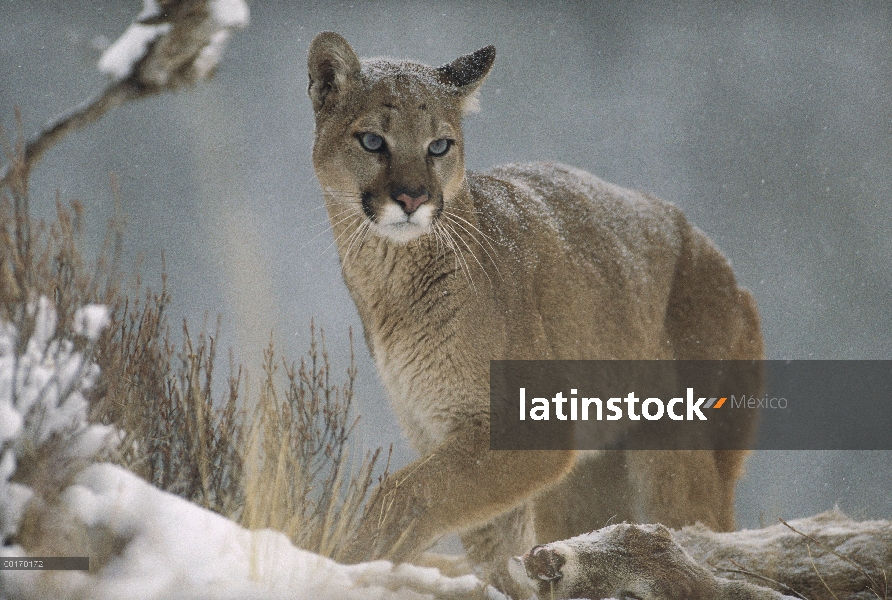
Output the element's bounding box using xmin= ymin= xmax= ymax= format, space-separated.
xmin=394 ymin=192 xmax=429 ymax=215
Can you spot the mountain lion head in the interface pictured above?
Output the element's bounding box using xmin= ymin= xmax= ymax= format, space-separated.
xmin=307 ymin=32 xmax=495 ymax=244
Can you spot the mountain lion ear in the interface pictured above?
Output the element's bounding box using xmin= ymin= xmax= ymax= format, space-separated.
xmin=307 ymin=32 xmax=361 ymax=112
xmin=437 ymin=45 xmax=495 ymax=114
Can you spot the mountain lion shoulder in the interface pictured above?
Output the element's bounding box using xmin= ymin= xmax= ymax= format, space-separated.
xmin=306 ymin=31 xmax=763 ymax=595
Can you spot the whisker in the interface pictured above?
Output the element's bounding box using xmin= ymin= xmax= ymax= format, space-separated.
xmin=319 ymin=192 xmax=364 ymax=205
xmin=342 ymin=219 xmax=371 ymax=267
xmin=316 ymin=214 xmax=363 ymax=260
xmin=296 ymin=195 xmax=358 ymax=227
xmin=328 ymin=207 xmax=367 ymax=230
xmin=433 ymin=221 xmax=462 ymax=285
xmin=339 ymin=216 xmax=366 ymax=254
xmin=322 ymin=188 xmax=364 ymax=198
xmin=300 ymin=208 xmax=363 ymax=250
xmin=439 ymin=219 xmax=477 ymax=291
xmin=338 ymin=227 xmax=363 ymax=270
xmin=448 ymin=204 xmax=485 ymax=217
xmin=297 ymin=205 xmax=357 ymax=232
xmin=429 ymin=223 xmax=443 ymax=259
xmin=353 ymin=220 xmax=373 ymax=263
xmin=443 ymin=213 xmax=502 ymax=281
xmin=442 ymin=216 xmax=491 ymax=286
xmin=444 ymin=210 xmax=503 ymax=249
xmin=324 ymin=204 xmax=363 ymax=222
xmin=432 ymin=222 xmax=450 ymax=262
xmin=441 ymin=225 xmax=468 ymax=288
xmin=333 ymin=214 xmax=367 ymax=249
xmin=319 ymin=198 xmax=362 ymax=208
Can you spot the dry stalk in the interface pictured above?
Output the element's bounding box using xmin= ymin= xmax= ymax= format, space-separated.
xmin=718 ymin=559 xmax=812 ymax=600
xmin=241 ymin=324 xmax=387 ymax=561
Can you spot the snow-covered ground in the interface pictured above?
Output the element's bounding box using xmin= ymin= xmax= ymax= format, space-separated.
xmin=2 ymin=464 xmax=489 ymax=600
xmin=0 ymin=299 xmax=494 ymax=600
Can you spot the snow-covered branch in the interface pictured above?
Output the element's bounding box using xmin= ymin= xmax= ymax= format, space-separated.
xmin=98 ymin=0 xmax=249 ymax=87
xmin=1 ymin=0 xmax=249 ymax=186
xmin=0 ymin=298 xmax=116 ymax=543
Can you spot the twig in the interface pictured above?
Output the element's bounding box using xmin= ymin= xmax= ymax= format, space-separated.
xmin=807 ymin=543 xmax=839 ymax=600
xmin=1 ymin=80 xmax=147 ymax=187
xmin=716 ymin=558 xmax=811 ymax=600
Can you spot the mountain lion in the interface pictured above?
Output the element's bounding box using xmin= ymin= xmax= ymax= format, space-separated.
xmin=306 ymin=32 xmax=763 ymax=595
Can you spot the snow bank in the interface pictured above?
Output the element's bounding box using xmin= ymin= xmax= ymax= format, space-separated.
xmin=1 ymin=463 xmax=490 ymax=600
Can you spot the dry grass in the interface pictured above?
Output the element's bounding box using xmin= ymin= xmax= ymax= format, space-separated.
xmin=0 ymin=126 xmax=122 ymax=509
xmin=1 ymin=125 xmax=385 ymax=560
xmin=241 ymin=324 xmax=389 ymax=561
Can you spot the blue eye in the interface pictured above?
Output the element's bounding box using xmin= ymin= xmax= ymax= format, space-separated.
xmin=428 ymin=138 xmax=451 ymax=156
xmin=360 ymin=133 xmax=384 ymax=152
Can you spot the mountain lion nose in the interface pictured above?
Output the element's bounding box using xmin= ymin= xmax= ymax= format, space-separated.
xmin=392 ymin=188 xmax=429 ymax=215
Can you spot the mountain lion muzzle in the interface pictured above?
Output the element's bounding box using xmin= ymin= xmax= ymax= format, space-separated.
xmin=306 ymin=31 xmax=763 ymax=596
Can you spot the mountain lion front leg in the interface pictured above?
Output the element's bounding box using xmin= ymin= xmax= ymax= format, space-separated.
xmin=344 ymin=416 xmax=576 ymax=564
xmin=460 ymin=503 xmax=537 ymax=600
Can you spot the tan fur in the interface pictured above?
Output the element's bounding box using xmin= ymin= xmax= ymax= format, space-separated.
xmin=307 ymin=32 xmax=763 ymax=595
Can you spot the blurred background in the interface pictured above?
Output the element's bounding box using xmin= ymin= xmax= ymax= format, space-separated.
xmin=2 ymin=1 xmax=890 ymax=529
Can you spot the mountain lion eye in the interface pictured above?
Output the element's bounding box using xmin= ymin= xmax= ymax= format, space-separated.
xmin=428 ymin=138 xmax=451 ymax=156
xmin=359 ymin=133 xmax=384 ymax=152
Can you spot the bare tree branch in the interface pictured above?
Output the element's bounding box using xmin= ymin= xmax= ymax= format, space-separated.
xmin=1 ymin=81 xmax=143 ymax=187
